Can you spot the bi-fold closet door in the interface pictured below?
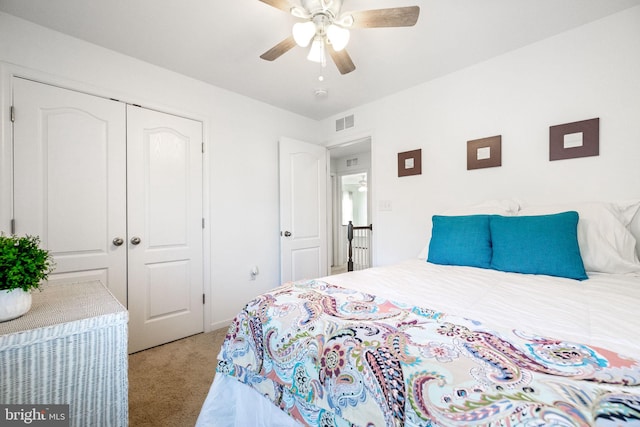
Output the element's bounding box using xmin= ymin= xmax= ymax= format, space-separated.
xmin=12 ymin=77 xmax=204 ymax=353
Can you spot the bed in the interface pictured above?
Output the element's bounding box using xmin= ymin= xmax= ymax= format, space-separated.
xmin=196 ymin=200 xmax=640 ymax=426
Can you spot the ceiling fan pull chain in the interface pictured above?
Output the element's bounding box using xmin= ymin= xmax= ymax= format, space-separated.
xmin=320 ymin=41 xmax=327 ymax=67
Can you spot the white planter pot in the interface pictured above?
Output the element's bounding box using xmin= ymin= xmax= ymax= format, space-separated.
xmin=0 ymin=289 xmax=33 ymax=322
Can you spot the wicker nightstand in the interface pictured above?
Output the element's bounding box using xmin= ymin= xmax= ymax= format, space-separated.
xmin=0 ymin=281 xmax=128 ymax=426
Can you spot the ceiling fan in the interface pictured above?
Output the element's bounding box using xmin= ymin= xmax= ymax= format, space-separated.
xmin=259 ymin=0 xmax=420 ymax=75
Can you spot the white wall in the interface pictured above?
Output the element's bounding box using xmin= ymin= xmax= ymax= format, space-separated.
xmin=321 ymin=6 xmax=640 ymax=266
xmin=0 ymin=12 xmax=321 ymax=331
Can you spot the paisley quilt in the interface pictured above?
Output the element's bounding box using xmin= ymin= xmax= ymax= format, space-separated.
xmin=216 ymin=279 xmax=640 ymax=426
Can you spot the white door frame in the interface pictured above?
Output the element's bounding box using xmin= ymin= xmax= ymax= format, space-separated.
xmin=326 ymin=135 xmax=374 ymax=270
xmin=334 ymin=167 xmax=371 ymax=266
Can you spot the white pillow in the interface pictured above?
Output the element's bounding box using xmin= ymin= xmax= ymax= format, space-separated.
xmin=418 ymin=199 xmax=521 ymax=259
xmin=518 ymin=201 xmax=640 ymax=274
xmin=627 ymin=203 xmax=640 ymax=258
xmin=612 ymin=199 xmax=640 ymax=225
xmin=610 ymin=199 xmax=640 ymax=259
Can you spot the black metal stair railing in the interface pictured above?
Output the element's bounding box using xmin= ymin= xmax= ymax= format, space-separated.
xmin=347 ymin=221 xmax=373 ymax=272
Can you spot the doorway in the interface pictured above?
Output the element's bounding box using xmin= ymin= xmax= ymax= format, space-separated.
xmin=328 ymin=137 xmax=372 ymax=274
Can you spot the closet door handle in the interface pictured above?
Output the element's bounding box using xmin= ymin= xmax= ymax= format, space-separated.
xmin=130 ymin=236 xmax=141 ymax=245
xmin=112 ymin=237 xmax=124 ymax=246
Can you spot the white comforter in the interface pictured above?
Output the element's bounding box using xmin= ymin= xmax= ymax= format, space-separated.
xmin=196 ymin=260 xmax=640 ymax=426
xmin=328 ymin=259 xmax=640 ymax=358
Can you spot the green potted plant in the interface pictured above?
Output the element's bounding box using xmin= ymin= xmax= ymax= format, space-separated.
xmin=0 ymin=234 xmax=55 ymax=322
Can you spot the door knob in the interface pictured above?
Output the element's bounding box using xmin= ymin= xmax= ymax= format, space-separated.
xmin=130 ymin=236 xmax=141 ymax=245
xmin=283 ymin=231 xmax=292 ymax=237
xmin=112 ymin=237 xmax=124 ymax=246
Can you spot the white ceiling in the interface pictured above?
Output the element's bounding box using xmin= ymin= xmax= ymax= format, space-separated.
xmin=1 ymin=0 xmax=639 ymax=120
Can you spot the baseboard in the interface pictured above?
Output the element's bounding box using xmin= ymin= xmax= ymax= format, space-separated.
xmin=207 ymin=319 xmax=232 ymax=332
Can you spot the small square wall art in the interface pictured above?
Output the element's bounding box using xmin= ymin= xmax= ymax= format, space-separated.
xmin=467 ymin=135 xmax=501 ymax=170
xmin=397 ymin=149 xmax=422 ymax=177
xmin=549 ymin=117 xmax=599 ymax=161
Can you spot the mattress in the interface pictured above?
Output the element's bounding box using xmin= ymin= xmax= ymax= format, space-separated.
xmin=196 ymin=260 xmax=640 ymax=426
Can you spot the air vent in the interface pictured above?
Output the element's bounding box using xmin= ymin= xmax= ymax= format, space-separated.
xmin=335 ymin=114 xmax=355 ymax=132
xmin=346 ymin=158 xmax=358 ymax=167
xmin=344 ymin=114 xmax=354 ymax=129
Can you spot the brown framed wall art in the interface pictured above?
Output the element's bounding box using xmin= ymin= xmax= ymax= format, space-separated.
xmin=549 ymin=117 xmax=599 ymax=161
xmin=467 ymin=135 xmax=502 ymax=170
xmin=397 ymin=149 xmax=422 ymax=177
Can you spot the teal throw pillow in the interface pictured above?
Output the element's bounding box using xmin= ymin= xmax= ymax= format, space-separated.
xmin=427 ymin=215 xmax=492 ymax=269
xmin=490 ymin=211 xmax=588 ymax=280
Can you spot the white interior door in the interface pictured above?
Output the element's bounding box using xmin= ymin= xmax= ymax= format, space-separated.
xmin=126 ymin=106 xmax=204 ymax=353
xmin=279 ymin=137 xmax=328 ymax=282
xmin=12 ymin=78 xmax=128 ymax=305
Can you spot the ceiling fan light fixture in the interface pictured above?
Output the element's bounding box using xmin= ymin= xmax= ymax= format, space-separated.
xmin=335 ymin=14 xmax=354 ymax=28
xmin=260 ymin=0 xmax=420 ymax=75
xmin=307 ymin=36 xmax=326 ymax=66
xmin=292 ymin=21 xmax=316 ymax=47
xmin=358 ymin=177 xmax=367 ymax=192
xmin=326 ymin=24 xmax=350 ymax=51
xmin=290 ymin=6 xmax=311 ymax=19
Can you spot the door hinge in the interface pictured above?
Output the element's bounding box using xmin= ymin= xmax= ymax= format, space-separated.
xmin=201 ymin=142 xmax=205 ymax=153
xmin=10 ymin=106 xmax=15 ymax=122
xmin=202 ymin=218 xmax=205 ymax=229
xmin=10 ymin=219 xmax=15 ymax=234
xmin=202 ymin=293 xmax=205 ymax=304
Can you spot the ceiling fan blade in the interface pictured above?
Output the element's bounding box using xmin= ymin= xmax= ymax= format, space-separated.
xmin=349 ymin=6 xmax=420 ymax=29
xmin=260 ymin=36 xmax=297 ymax=61
xmin=258 ymin=0 xmax=292 ymax=13
xmin=328 ymin=46 xmax=356 ymax=75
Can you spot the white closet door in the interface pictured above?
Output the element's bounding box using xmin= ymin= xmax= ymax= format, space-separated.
xmin=12 ymin=78 xmax=128 ymax=305
xmin=126 ymin=106 xmax=204 ymax=353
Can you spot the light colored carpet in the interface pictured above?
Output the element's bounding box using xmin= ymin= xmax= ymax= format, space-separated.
xmin=128 ymin=327 xmax=228 ymax=427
